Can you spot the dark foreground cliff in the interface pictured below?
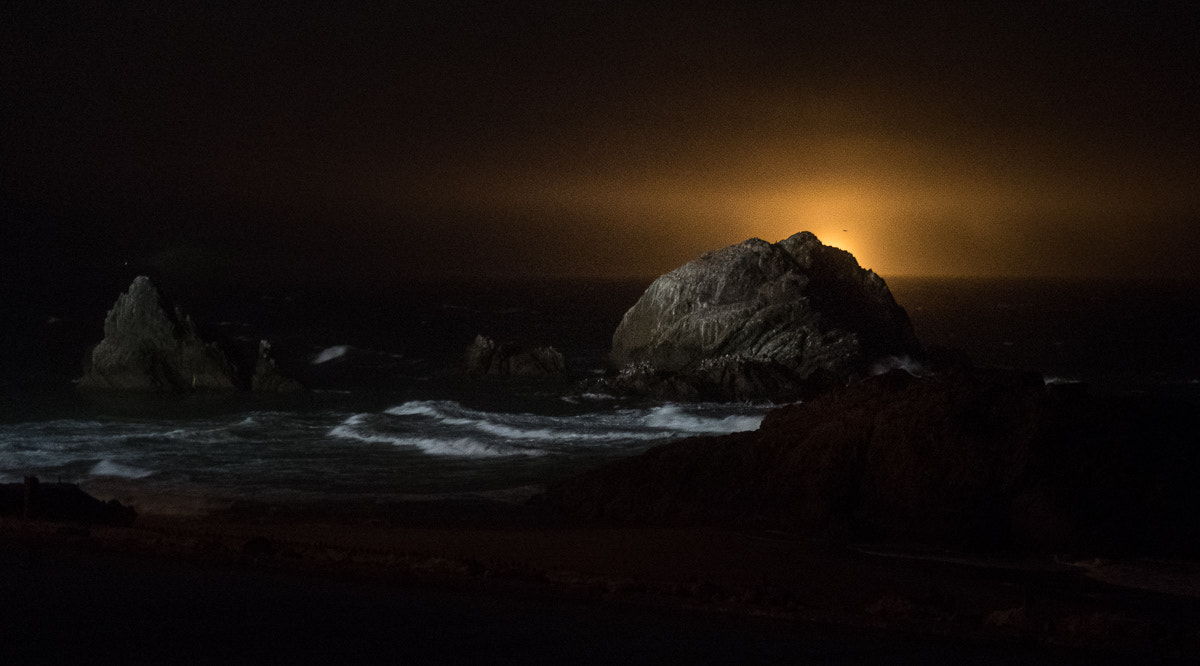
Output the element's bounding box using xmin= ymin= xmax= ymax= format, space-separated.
xmin=547 ymin=367 xmax=1200 ymax=557
xmin=7 ymin=490 xmax=1200 ymax=662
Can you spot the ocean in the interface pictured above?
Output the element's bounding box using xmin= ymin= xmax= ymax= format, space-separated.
xmin=1 ymin=275 xmax=1197 ymax=515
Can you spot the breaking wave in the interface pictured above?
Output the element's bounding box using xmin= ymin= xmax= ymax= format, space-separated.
xmin=328 ymin=420 xmax=535 ymax=458
xmin=0 ymin=399 xmax=772 ymax=498
xmin=641 ymin=404 xmax=764 ymax=433
xmin=320 ymin=399 xmax=770 ymax=459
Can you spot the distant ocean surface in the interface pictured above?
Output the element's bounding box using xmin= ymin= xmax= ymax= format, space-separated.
xmin=1 ymin=275 xmax=1197 ymax=515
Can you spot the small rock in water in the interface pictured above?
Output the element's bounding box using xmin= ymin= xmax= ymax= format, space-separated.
xmin=462 ymin=334 xmax=567 ymax=378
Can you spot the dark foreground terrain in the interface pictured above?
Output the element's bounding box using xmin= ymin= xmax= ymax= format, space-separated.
xmin=3 ymin=504 xmax=1198 ymax=664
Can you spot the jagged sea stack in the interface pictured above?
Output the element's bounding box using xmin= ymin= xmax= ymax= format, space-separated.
xmin=609 ymin=232 xmax=921 ymax=398
xmin=77 ymin=276 xmax=238 ymax=392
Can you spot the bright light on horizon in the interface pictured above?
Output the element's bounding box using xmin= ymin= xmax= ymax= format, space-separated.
xmin=379 ymin=154 xmax=1200 ymax=280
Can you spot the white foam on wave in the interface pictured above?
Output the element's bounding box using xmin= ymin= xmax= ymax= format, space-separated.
xmin=408 ymin=437 xmax=541 ymax=458
xmin=339 ymin=400 xmax=770 ymax=461
xmin=384 ymin=401 xmax=449 ymax=418
xmin=327 ymin=415 xmax=396 ymax=444
xmin=469 ymin=417 xmax=661 ymax=442
xmin=388 ymin=401 xmax=558 ymax=439
xmin=312 ymin=345 xmax=351 ymax=364
xmin=1044 ymin=375 xmax=1083 ymax=385
xmin=148 ymin=425 xmax=242 ymax=445
xmin=90 ymin=459 xmax=154 ymax=479
xmin=328 ymin=418 xmax=542 ymax=458
xmin=385 ymin=400 xmax=661 ymax=442
xmin=469 ymin=420 xmax=565 ymax=441
xmin=643 ymin=405 xmax=764 ymax=434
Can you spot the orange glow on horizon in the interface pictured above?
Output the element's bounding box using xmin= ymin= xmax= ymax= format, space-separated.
xmin=379 ymin=140 xmax=1200 ymax=279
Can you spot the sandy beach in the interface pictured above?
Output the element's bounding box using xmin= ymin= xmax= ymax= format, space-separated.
xmin=4 ymin=496 xmax=1199 ymax=664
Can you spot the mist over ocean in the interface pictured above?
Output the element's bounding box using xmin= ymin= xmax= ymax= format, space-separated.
xmin=1 ymin=275 xmax=1197 ymax=515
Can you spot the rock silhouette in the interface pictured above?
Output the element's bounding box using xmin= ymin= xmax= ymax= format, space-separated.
xmin=0 ymin=477 xmax=136 ymax=526
xmin=548 ymin=367 xmax=1200 ymax=556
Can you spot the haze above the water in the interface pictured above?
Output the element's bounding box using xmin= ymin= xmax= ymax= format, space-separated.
xmin=5 ymin=3 xmax=1199 ymax=286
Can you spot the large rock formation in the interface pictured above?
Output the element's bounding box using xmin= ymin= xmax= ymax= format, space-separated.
xmin=607 ymin=232 xmax=921 ymax=399
xmin=546 ymin=368 xmax=1200 ymax=556
xmin=77 ymin=276 xmax=239 ymax=392
xmin=76 ymin=277 xmax=303 ymax=392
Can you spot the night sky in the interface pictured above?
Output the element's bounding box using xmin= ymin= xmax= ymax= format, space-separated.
xmin=4 ymin=2 xmax=1199 ymax=287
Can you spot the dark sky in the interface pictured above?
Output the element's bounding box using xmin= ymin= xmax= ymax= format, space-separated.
xmin=4 ymin=2 xmax=1199 ymax=285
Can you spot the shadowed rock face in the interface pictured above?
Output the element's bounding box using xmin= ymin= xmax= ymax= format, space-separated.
xmin=608 ymin=232 xmax=920 ymax=398
xmin=251 ymin=339 xmax=304 ymax=392
xmin=462 ymin=334 xmax=567 ymax=378
xmin=77 ymin=276 xmax=238 ymax=392
xmin=547 ymin=368 xmax=1200 ymax=556
xmin=0 ymin=477 xmax=137 ymax=526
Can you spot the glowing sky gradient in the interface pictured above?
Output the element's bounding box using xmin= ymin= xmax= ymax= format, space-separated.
xmin=4 ymin=3 xmax=1199 ymax=283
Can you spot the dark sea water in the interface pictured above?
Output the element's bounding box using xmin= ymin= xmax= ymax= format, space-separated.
xmin=1 ymin=275 xmax=1197 ymax=514
xmin=887 ymin=277 xmax=1200 ymax=397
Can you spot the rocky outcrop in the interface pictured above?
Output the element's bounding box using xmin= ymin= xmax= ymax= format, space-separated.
xmin=77 ymin=276 xmax=238 ymax=392
xmin=76 ymin=277 xmax=302 ymax=393
xmin=607 ymin=232 xmax=921 ymax=399
xmin=605 ymin=355 xmax=818 ymax=402
xmin=463 ymin=334 xmax=567 ymax=378
xmin=546 ymin=368 xmax=1200 ymax=556
xmin=251 ymin=340 xmax=304 ymax=392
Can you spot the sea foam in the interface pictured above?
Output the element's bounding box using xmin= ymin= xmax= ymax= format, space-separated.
xmin=329 ymin=415 xmax=542 ymax=457
xmin=312 ymin=345 xmax=351 ymax=364
xmin=642 ymin=404 xmax=764 ymax=433
xmin=90 ymin=459 xmax=154 ymax=479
